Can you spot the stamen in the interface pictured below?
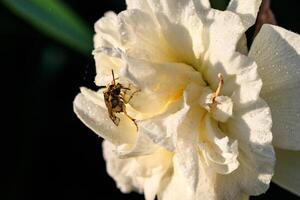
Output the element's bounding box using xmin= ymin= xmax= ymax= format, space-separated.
xmin=212 ymin=73 xmax=224 ymax=103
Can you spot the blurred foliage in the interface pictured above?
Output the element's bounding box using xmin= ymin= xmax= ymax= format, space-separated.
xmin=2 ymin=0 xmax=93 ymax=55
xmin=1 ymin=0 xmax=229 ymax=56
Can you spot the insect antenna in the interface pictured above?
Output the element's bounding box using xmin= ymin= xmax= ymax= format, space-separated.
xmin=111 ymin=69 xmax=116 ymax=85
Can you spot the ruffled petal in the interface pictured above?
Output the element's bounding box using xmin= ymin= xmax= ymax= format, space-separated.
xmin=249 ymin=24 xmax=300 ymax=150
xmin=118 ymin=9 xmax=176 ymax=62
xmin=94 ymin=11 xmax=121 ymax=49
xmin=272 ymin=148 xmax=300 ymax=196
xmin=198 ymin=9 xmax=244 ymax=61
xmin=121 ymin=56 xmax=205 ymax=115
xmin=103 ymin=141 xmax=173 ymax=200
xmin=236 ymin=34 xmax=248 ymax=55
xmin=200 ymin=114 xmax=239 ymax=175
xmin=138 ymin=0 xmax=210 ymax=64
xmin=116 ymin=129 xmax=159 ymax=158
xmin=73 ymin=88 xmax=137 ymax=146
xmin=225 ymin=99 xmax=275 ymax=195
xmin=126 ymin=0 xmax=152 ymax=12
xmin=174 ymin=103 xmax=201 ymax=192
xmin=138 ymin=98 xmax=184 ymax=152
xmin=93 ymin=52 xmax=123 ymax=86
xmin=227 ymin=0 xmax=262 ymax=31
xmin=203 ymin=51 xmax=262 ymax=109
xmin=158 ymin=155 xmax=217 ymax=200
xmin=157 ymin=155 xmax=196 ymax=200
xmin=74 ymin=88 xmax=157 ymax=157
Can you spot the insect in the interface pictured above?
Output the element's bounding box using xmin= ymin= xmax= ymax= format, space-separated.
xmin=99 ymin=70 xmax=140 ymax=129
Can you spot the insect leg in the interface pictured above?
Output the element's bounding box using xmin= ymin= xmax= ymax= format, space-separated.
xmin=98 ymin=86 xmax=107 ymax=89
xmin=122 ymin=104 xmax=138 ymax=130
xmin=122 ymin=89 xmax=141 ymax=104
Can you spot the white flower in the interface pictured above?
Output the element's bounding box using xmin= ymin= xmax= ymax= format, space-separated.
xmin=73 ymin=0 xmax=300 ymax=199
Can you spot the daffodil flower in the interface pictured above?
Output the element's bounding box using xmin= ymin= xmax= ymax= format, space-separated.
xmin=73 ymin=0 xmax=300 ymax=199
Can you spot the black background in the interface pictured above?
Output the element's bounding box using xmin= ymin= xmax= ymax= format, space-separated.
xmin=2 ymin=0 xmax=300 ymax=199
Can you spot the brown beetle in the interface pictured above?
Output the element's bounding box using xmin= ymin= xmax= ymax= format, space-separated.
xmin=99 ymin=70 xmax=140 ymax=129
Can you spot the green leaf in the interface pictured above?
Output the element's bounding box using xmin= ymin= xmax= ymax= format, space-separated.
xmin=2 ymin=0 xmax=93 ymax=55
xmin=209 ymin=0 xmax=230 ymax=10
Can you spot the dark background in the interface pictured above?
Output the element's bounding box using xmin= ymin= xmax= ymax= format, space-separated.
xmin=2 ymin=0 xmax=300 ymax=199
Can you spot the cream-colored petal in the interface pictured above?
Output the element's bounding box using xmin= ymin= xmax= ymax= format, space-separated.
xmin=139 ymin=84 xmax=206 ymax=191
xmin=249 ymin=24 xmax=300 ymax=150
xmin=93 ymin=8 xmax=178 ymax=86
xmin=115 ymin=129 xmax=159 ymax=158
xmin=272 ymin=148 xmax=300 ymax=196
xmin=236 ymin=34 xmax=248 ymax=55
xmin=121 ymin=56 xmax=205 ymax=115
xmin=103 ymin=141 xmax=172 ymax=199
xmin=157 ymin=155 xmax=195 ymax=200
xmin=93 ymin=52 xmax=123 ymax=86
xmin=126 ymin=0 xmax=151 ymax=12
xmin=138 ymin=98 xmax=184 ymax=152
xmin=73 ymin=91 xmax=136 ymax=146
xmin=174 ymin=104 xmax=201 ymax=192
xmin=234 ymin=193 xmax=249 ymax=200
xmin=225 ymin=99 xmax=275 ymax=195
xmin=200 ymin=114 xmax=239 ymax=175
xmin=94 ymin=11 xmax=121 ymax=49
xmin=227 ymin=0 xmax=262 ymax=31
xmin=103 ymin=141 xmax=143 ymax=194
xmin=76 ymin=87 xmax=159 ymax=157
xmin=154 ymin=12 xmax=201 ymax=65
xmin=200 ymin=9 xmax=245 ymax=60
xmin=144 ymin=0 xmax=210 ymax=64
xmin=199 ymin=10 xmax=260 ymax=107
xmin=203 ymin=51 xmax=262 ymax=108
xmin=118 ymin=9 xmax=176 ymax=62
xmin=159 ymin=155 xmax=217 ymax=200
xmin=140 ymin=83 xmax=205 ymax=192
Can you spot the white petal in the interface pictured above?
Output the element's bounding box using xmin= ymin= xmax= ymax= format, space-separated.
xmin=174 ymin=104 xmax=201 ymax=192
xmin=94 ymin=11 xmax=121 ymax=49
xmin=227 ymin=0 xmax=262 ymax=31
xmin=118 ymin=9 xmax=176 ymax=62
xmin=154 ymin=12 xmax=201 ymax=64
xmin=272 ymin=148 xmax=300 ymax=196
xmin=225 ymin=99 xmax=275 ymax=195
xmin=138 ymin=98 xmax=184 ymax=152
xmin=249 ymin=24 xmax=300 ymax=150
xmin=236 ymin=34 xmax=248 ymax=55
xmin=200 ymin=114 xmax=239 ymax=175
xmin=159 ymin=155 xmax=218 ymax=200
xmin=116 ymin=129 xmax=158 ymax=158
xmin=201 ymin=9 xmax=245 ymax=59
xmin=121 ymin=56 xmax=205 ymax=115
xmin=144 ymin=0 xmax=210 ymax=63
xmin=73 ymin=90 xmax=136 ymax=146
xmin=93 ymin=53 xmax=123 ymax=86
xmin=126 ymin=0 xmax=151 ymax=12
xmin=203 ymin=51 xmax=262 ymax=108
xmin=74 ymin=88 xmax=158 ymax=157
xmin=103 ymin=141 xmax=173 ymax=199
xmin=157 ymin=155 xmax=195 ymax=200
